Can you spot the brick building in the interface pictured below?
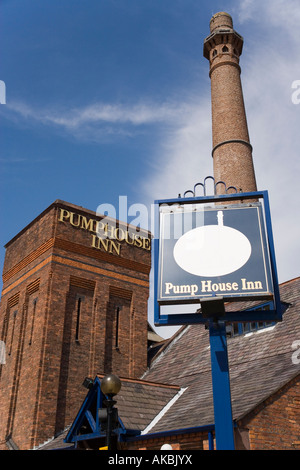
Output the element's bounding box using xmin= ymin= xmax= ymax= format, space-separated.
xmin=0 ymin=200 xmax=151 ymax=450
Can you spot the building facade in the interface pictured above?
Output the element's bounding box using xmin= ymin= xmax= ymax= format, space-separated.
xmin=0 ymin=200 xmax=151 ymax=450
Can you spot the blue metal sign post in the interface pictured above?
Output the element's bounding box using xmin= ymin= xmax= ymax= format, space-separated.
xmin=209 ymin=320 xmax=235 ymax=450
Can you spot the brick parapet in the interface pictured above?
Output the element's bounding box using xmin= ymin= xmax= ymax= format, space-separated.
xmin=0 ymin=200 xmax=151 ymax=450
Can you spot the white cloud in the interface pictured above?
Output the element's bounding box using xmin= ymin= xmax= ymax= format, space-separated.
xmin=237 ymin=0 xmax=300 ymax=39
xmin=5 ymin=100 xmax=189 ymax=131
xmin=236 ymin=0 xmax=256 ymax=23
xmin=45 ymin=102 xmax=183 ymax=127
xmin=237 ymin=1 xmax=300 ymax=284
xmin=3 ymin=98 xmax=204 ymax=149
xmin=141 ymin=95 xmax=213 ymax=203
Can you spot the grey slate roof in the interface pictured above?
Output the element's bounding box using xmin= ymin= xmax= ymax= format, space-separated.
xmin=98 ymin=376 xmax=181 ymax=432
xmin=142 ymin=277 xmax=300 ymax=433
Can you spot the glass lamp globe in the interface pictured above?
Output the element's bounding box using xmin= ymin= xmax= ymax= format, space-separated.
xmin=100 ymin=374 xmax=121 ymax=396
xmin=161 ymin=444 xmax=173 ymax=450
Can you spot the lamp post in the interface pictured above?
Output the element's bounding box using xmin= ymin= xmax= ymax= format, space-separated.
xmin=100 ymin=374 xmax=121 ymax=451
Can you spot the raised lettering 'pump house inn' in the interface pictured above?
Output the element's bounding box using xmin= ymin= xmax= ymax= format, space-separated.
xmin=58 ymin=208 xmax=151 ymax=255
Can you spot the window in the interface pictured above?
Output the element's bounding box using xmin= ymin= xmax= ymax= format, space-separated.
xmin=5 ymin=293 xmax=20 ymax=358
xmin=75 ymin=297 xmax=82 ymax=342
xmin=228 ymin=302 xmax=276 ymax=337
xmin=29 ymin=298 xmax=37 ymax=345
xmin=222 ymin=45 xmax=229 ymax=53
xmin=115 ymin=306 xmax=120 ymax=350
xmin=212 ymin=49 xmax=217 ymax=57
xmin=8 ymin=311 xmax=17 ymax=356
xmin=104 ymin=288 xmax=132 ymax=373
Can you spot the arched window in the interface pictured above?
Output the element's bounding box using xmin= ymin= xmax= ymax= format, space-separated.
xmin=212 ymin=49 xmax=217 ymax=57
xmin=222 ymin=45 xmax=229 ymax=53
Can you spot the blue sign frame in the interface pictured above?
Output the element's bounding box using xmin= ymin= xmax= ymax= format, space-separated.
xmin=153 ymin=191 xmax=281 ymax=326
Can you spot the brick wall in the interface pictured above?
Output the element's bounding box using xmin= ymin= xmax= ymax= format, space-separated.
xmin=0 ymin=200 xmax=151 ymax=450
xmin=238 ymin=376 xmax=300 ymax=450
xmin=0 ymin=267 xmax=53 ymax=449
xmin=122 ymin=432 xmax=207 ymax=450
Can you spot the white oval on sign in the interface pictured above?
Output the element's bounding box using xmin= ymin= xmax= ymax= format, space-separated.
xmin=173 ymin=223 xmax=252 ymax=277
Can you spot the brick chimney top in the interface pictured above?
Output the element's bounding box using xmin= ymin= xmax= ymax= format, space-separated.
xmin=210 ymin=12 xmax=233 ymax=32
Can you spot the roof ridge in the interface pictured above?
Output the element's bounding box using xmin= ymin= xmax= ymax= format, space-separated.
xmin=279 ymin=276 xmax=300 ymax=287
xmin=141 ymin=387 xmax=188 ymax=435
xmin=96 ymin=374 xmax=180 ymax=390
xmin=146 ymin=325 xmax=191 ymax=369
xmin=235 ymin=371 xmax=300 ymax=422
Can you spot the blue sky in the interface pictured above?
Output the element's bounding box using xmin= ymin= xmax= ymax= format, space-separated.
xmin=1 ymin=0 xmax=300 ymax=337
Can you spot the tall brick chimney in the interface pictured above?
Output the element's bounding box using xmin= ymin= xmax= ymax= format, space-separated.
xmin=203 ymin=12 xmax=257 ymax=193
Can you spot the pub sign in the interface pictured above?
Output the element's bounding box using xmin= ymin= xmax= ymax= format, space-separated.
xmin=153 ymin=191 xmax=281 ymax=325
